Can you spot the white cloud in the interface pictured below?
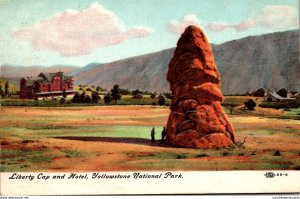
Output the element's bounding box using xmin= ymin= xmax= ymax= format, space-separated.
xmin=12 ymin=2 xmax=152 ymax=56
xmin=165 ymin=14 xmax=202 ymax=34
xmin=255 ymin=5 xmax=299 ymax=30
xmin=206 ymin=5 xmax=299 ymax=32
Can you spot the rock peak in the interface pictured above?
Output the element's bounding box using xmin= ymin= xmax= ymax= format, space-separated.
xmin=176 ymin=25 xmax=209 ymax=47
xmin=164 ymin=25 xmax=237 ymax=148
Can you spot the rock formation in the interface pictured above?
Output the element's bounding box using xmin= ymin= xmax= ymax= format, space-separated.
xmin=165 ymin=25 xmax=237 ymax=148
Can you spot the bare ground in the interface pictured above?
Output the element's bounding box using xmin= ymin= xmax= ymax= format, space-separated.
xmin=1 ymin=105 xmax=300 ymax=171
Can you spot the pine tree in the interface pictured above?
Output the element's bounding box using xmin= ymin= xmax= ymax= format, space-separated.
xmin=4 ymin=81 xmax=9 ymax=96
xmin=111 ymin=84 xmax=121 ymax=104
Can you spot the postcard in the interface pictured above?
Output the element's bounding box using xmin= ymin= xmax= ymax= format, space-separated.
xmin=0 ymin=0 xmax=299 ymax=196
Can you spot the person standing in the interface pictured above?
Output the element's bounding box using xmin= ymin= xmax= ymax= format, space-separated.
xmin=230 ymin=105 xmax=234 ymax=114
xmin=161 ymin=127 xmax=167 ymax=143
xmin=151 ymin=127 xmax=156 ymax=143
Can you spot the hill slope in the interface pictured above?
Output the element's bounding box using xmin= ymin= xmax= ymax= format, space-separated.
xmin=74 ymin=48 xmax=173 ymax=92
xmin=74 ymin=30 xmax=299 ymax=95
xmin=214 ymin=30 xmax=300 ymax=94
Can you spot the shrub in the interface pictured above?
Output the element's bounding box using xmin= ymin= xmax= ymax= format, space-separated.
xmin=95 ymin=86 xmax=106 ymax=92
xmin=244 ymin=99 xmax=256 ymax=110
xmin=175 ymin=154 xmax=186 ymax=159
xmin=79 ymin=91 xmax=86 ymax=102
xmin=119 ymin=88 xmax=131 ymax=95
xmin=104 ymin=92 xmax=112 ymax=104
xmin=131 ymin=89 xmax=141 ymax=96
xmin=158 ymin=95 xmax=166 ymax=106
xmin=163 ymin=92 xmax=172 ymax=99
xmin=91 ymin=91 xmax=101 ymax=103
xmin=84 ymin=95 xmax=92 ymax=103
xmin=222 ymin=152 xmax=230 ymax=156
xmin=72 ymin=92 xmax=80 ymax=103
xmin=60 ymin=98 xmax=66 ymax=104
xmin=196 ymin=153 xmax=209 ymax=158
xmin=62 ymin=90 xmax=67 ymax=98
xmin=273 ymin=151 xmax=281 ymax=156
xmin=259 ymin=102 xmax=298 ymax=109
xmin=150 ymin=92 xmax=157 ymax=99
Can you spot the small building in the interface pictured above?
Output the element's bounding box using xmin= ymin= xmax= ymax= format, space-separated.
xmin=252 ymin=88 xmax=266 ymax=97
xmin=295 ymin=93 xmax=300 ymax=105
xmin=132 ymin=93 xmax=143 ymax=99
xmin=20 ymin=72 xmax=75 ymax=99
xmin=264 ymin=92 xmax=295 ymax=102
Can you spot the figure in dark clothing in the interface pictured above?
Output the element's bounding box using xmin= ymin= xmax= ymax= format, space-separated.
xmin=161 ymin=127 xmax=167 ymax=143
xmin=151 ymin=127 xmax=155 ymax=143
xmin=230 ymin=105 xmax=234 ymax=114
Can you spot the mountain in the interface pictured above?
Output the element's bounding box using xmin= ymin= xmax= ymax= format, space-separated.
xmin=68 ymin=63 xmax=102 ymax=76
xmin=74 ymin=49 xmax=173 ymax=91
xmin=73 ymin=30 xmax=299 ymax=95
xmin=0 ymin=65 xmax=79 ymax=86
xmin=213 ymin=30 xmax=300 ymax=95
xmin=1 ymin=65 xmax=78 ymax=78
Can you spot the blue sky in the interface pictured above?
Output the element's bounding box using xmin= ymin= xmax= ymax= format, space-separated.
xmin=0 ymin=0 xmax=298 ymax=67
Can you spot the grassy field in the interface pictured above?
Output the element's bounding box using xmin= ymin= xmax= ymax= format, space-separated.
xmin=0 ymin=95 xmax=171 ymax=106
xmin=1 ymin=105 xmax=300 ymax=171
xmin=0 ymin=95 xmax=260 ymax=107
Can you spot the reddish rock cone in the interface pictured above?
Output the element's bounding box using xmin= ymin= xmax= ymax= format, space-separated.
xmin=165 ymin=25 xmax=237 ymax=148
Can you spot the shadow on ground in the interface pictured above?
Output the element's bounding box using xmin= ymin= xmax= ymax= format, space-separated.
xmin=54 ymin=136 xmax=169 ymax=147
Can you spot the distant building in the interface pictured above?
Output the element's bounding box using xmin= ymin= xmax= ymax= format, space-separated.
xmin=251 ymin=88 xmax=266 ymax=97
xmin=295 ymin=93 xmax=300 ymax=105
xmin=20 ymin=72 xmax=75 ymax=99
xmin=264 ymin=92 xmax=295 ymax=102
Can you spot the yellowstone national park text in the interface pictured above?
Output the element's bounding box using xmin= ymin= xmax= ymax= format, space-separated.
xmin=7 ymin=172 xmax=183 ymax=181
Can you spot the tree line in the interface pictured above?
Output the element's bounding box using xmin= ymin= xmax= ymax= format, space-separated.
xmin=72 ymin=84 xmax=171 ymax=105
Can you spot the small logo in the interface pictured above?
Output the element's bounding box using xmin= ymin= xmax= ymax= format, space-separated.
xmin=264 ymin=172 xmax=275 ymax=178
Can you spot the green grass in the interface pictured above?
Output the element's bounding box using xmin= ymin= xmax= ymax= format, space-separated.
xmin=61 ymin=150 xmax=93 ymax=158
xmin=36 ymin=125 xmax=163 ymax=139
xmin=0 ymin=148 xmax=52 ymax=172
xmin=222 ymin=96 xmax=263 ymax=106
xmin=0 ymin=145 xmax=96 ymax=172
xmin=100 ymin=126 xmax=164 ymax=139
xmin=285 ymin=108 xmax=300 ymax=120
xmin=1 ymin=125 xmax=164 ymax=141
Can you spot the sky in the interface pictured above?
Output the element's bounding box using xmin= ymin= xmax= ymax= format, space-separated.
xmin=0 ymin=0 xmax=299 ymax=67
